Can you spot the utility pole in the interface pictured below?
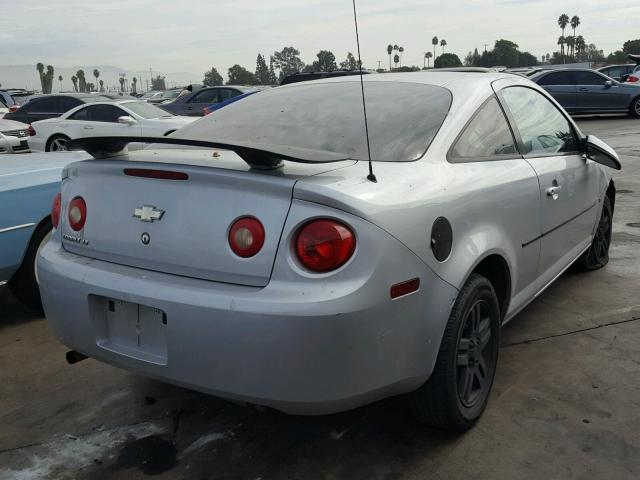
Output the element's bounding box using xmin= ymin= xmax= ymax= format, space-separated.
xmin=376 ymin=60 xmax=382 ymax=70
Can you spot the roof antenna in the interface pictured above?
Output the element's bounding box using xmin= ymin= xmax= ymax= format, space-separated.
xmin=352 ymin=0 xmax=377 ymax=183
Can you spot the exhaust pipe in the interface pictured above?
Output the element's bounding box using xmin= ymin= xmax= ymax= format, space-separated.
xmin=66 ymin=350 xmax=88 ymax=364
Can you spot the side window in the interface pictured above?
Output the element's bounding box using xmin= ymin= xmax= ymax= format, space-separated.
xmin=90 ymin=105 xmax=128 ymax=122
xmin=28 ymin=98 xmax=60 ymax=113
xmin=58 ymin=97 xmax=82 ymax=113
xmin=68 ymin=107 xmax=90 ymax=120
xmin=500 ymin=87 xmax=581 ymax=156
xmin=537 ymin=71 xmax=575 ymax=86
xmin=449 ymin=97 xmax=518 ymax=161
xmin=218 ymin=89 xmax=240 ymax=102
xmin=190 ymin=89 xmax=219 ymax=104
xmin=575 ymin=71 xmax=608 ymax=86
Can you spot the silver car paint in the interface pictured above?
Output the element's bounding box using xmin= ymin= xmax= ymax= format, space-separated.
xmin=38 ymin=72 xmax=614 ymax=413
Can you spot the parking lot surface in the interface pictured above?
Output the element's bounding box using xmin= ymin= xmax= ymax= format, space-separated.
xmin=1 ymin=117 xmax=639 ymax=480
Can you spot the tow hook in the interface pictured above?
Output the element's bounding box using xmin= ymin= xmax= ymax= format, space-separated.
xmin=66 ymin=350 xmax=88 ymax=364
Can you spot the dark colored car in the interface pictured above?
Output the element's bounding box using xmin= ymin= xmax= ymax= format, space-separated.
xmin=202 ymin=90 xmax=262 ymax=115
xmin=160 ymin=86 xmax=259 ymax=116
xmin=280 ymin=70 xmax=371 ymax=86
xmin=4 ymin=94 xmax=112 ymax=124
xmin=597 ymin=64 xmax=637 ymax=82
xmin=530 ymin=68 xmax=640 ymax=117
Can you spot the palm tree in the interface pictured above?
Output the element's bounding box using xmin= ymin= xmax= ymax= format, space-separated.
xmin=425 ymin=51 xmax=433 ymax=68
xmin=119 ymin=77 xmax=125 ymax=92
xmin=575 ymin=35 xmax=586 ymax=60
xmin=58 ymin=75 xmax=63 ymax=92
xmin=557 ymin=36 xmax=565 ymax=60
xmin=71 ymin=75 xmax=78 ymax=92
xmin=132 ymin=77 xmax=138 ymax=94
xmin=432 ymin=36 xmax=439 ymax=59
xmin=93 ymin=69 xmax=100 ymax=91
xmin=440 ymin=39 xmax=447 ymax=54
xmin=76 ymin=70 xmax=86 ymax=92
xmin=387 ymin=44 xmax=393 ymax=71
xmin=36 ymin=63 xmax=45 ymax=92
xmin=565 ymin=36 xmax=574 ymax=60
xmin=558 ymin=14 xmax=569 ymax=62
xmin=99 ymin=79 xmax=104 ymax=92
xmin=570 ymin=15 xmax=580 ymax=57
xmin=393 ymin=54 xmax=400 ymax=69
xmin=398 ymin=46 xmax=404 ymax=67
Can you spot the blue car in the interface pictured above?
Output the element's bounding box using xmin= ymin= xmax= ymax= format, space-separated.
xmin=1 ymin=152 xmax=87 ymax=309
xmin=202 ymin=90 xmax=262 ymax=116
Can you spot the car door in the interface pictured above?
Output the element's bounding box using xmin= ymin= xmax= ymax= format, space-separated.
xmin=499 ymin=86 xmax=600 ymax=287
xmin=574 ymin=71 xmax=629 ymax=111
xmin=82 ymin=104 xmax=142 ymax=138
xmin=537 ymin=71 xmax=577 ymax=111
xmin=185 ymin=89 xmax=220 ymax=116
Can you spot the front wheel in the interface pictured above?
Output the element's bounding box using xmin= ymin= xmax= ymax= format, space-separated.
xmin=574 ymin=195 xmax=613 ymax=271
xmin=410 ymin=274 xmax=501 ymax=431
xmin=630 ymin=96 xmax=640 ymax=118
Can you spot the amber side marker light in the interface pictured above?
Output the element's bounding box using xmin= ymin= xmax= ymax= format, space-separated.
xmin=390 ymin=278 xmax=420 ymax=299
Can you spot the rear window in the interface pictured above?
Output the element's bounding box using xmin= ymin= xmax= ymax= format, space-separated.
xmin=174 ymin=81 xmax=452 ymax=162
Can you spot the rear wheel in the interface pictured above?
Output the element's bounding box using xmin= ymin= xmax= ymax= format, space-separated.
xmin=631 ymin=96 xmax=640 ymax=118
xmin=410 ymin=274 xmax=500 ymax=431
xmin=46 ymin=134 xmax=70 ymax=152
xmin=8 ymin=219 xmax=52 ymax=312
xmin=575 ymin=195 xmax=613 ymax=271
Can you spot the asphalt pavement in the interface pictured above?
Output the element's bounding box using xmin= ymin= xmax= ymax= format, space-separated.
xmin=1 ymin=116 xmax=639 ymax=480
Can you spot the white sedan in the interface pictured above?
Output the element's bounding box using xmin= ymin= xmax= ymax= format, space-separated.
xmin=0 ymin=119 xmax=31 ymax=154
xmin=29 ymin=100 xmax=197 ymax=152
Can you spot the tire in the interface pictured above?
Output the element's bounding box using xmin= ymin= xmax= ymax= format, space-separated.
xmin=8 ymin=219 xmax=52 ymax=312
xmin=410 ymin=273 xmax=501 ymax=432
xmin=574 ymin=195 xmax=613 ymax=271
xmin=631 ymin=96 xmax=640 ymax=118
xmin=46 ymin=134 xmax=71 ymax=152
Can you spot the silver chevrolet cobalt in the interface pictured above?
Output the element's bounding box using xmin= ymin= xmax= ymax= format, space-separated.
xmin=38 ymin=71 xmax=620 ymax=431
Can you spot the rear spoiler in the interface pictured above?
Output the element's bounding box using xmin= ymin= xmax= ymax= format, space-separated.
xmin=67 ymin=136 xmax=350 ymax=170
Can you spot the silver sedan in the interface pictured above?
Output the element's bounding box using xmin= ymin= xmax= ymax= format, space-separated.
xmin=38 ymin=71 xmax=620 ymax=431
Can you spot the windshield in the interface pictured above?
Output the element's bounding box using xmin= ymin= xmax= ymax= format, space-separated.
xmin=125 ymin=101 xmax=173 ymax=118
xmin=160 ymin=90 xmax=181 ymax=100
xmin=174 ymin=80 xmax=452 ymax=162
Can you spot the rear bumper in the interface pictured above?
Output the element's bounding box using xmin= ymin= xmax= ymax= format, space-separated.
xmin=0 ymin=136 xmax=30 ymax=153
xmin=39 ymin=210 xmax=458 ymax=415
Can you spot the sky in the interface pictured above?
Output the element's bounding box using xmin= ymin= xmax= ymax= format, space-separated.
xmin=1 ymin=0 xmax=639 ymax=83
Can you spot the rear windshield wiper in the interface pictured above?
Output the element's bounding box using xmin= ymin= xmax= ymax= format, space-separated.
xmin=67 ymin=136 xmax=351 ymax=170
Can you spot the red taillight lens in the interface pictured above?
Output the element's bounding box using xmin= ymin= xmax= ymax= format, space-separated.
xmin=229 ymin=217 xmax=265 ymax=257
xmin=68 ymin=196 xmax=87 ymax=231
xmin=203 ymin=107 xmax=211 ymax=115
xmin=51 ymin=193 xmax=61 ymax=229
xmin=295 ymin=220 xmax=356 ymax=272
xmin=124 ymin=168 xmax=188 ymax=180
xmin=27 ymin=124 xmax=36 ymax=136
xmin=627 ymin=75 xmax=639 ymax=83
xmin=9 ymin=105 xmax=19 ymax=112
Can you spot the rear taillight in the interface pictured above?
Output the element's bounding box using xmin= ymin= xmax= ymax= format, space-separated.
xmin=295 ymin=219 xmax=356 ymax=272
xmin=27 ymin=124 xmax=36 ymax=136
xmin=229 ymin=217 xmax=265 ymax=257
xmin=9 ymin=105 xmax=19 ymax=112
xmin=203 ymin=107 xmax=211 ymax=115
xmin=626 ymin=75 xmax=639 ymax=83
xmin=68 ymin=196 xmax=87 ymax=231
xmin=51 ymin=193 xmax=61 ymax=229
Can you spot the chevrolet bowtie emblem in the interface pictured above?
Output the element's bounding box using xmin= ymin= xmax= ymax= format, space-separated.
xmin=133 ymin=206 xmax=164 ymax=223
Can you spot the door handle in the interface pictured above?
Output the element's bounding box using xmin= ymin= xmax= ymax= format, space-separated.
xmin=83 ymin=126 xmax=94 ymax=130
xmin=546 ymin=185 xmax=562 ymax=200
xmin=578 ymin=88 xmax=588 ymax=92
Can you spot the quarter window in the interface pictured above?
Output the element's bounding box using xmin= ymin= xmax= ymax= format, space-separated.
xmin=449 ymin=97 xmax=518 ymax=160
xmin=501 ymin=87 xmax=581 ymax=156
xmin=27 ymin=98 xmax=59 ymax=113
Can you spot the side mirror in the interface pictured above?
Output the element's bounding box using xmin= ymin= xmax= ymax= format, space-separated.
xmin=604 ymin=80 xmax=614 ymax=88
xmin=118 ymin=115 xmax=136 ymax=125
xmin=585 ymin=135 xmax=621 ymax=170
